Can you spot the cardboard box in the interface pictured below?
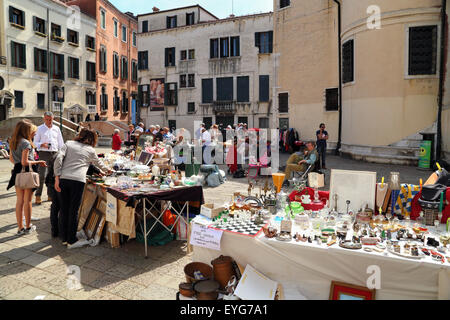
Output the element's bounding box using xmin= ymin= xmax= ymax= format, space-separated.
xmin=200 ymin=203 xmax=225 ymax=219
xmin=105 ymin=222 xmax=120 ymax=248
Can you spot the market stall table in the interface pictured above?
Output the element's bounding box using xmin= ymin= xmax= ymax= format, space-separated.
xmin=192 ymin=221 xmax=450 ymax=300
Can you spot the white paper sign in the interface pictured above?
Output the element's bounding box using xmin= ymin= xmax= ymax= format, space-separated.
xmin=106 ymin=193 xmax=117 ymax=225
xmin=234 ymin=264 xmax=278 ymax=300
xmin=190 ymin=223 xmax=223 ymax=251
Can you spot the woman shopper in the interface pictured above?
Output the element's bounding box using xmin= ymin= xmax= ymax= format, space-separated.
xmin=112 ymin=129 xmax=122 ymax=151
xmin=54 ymin=128 xmax=110 ymax=247
xmin=8 ymin=120 xmax=47 ymax=235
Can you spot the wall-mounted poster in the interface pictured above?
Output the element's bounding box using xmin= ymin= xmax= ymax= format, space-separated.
xmin=150 ymin=78 xmax=165 ymax=111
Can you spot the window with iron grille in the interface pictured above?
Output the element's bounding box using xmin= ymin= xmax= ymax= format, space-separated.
xmin=68 ymin=57 xmax=79 ymax=79
xmin=138 ymin=51 xmax=148 ymax=70
xmin=210 ymin=39 xmax=219 ymax=59
xmin=188 ymin=49 xmax=195 ymax=60
xmin=86 ymin=61 xmax=96 ymax=81
xmin=113 ymin=52 xmax=119 ymax=78
xmin=9 ymin=6 xmax=25 ymax=28
xmin=180 ymin=50 xmax=187 ymax=61
xmin=121 ymin=56 xmax=128 ymax=79
xmin=15 ymin=91 xmax=24 ymax=108
xmin=86 ymin=36 xmax=95 ymax=50
xmin=325 ymin=88 xmax=339 ymax=111
xmin=186 ymin=12 xmax=195 ymax=26
xmin=255 ymin=31 xmax=273 ymax=54
xmin=180 ymin=74 xmax=186 ymax=88
xmin=278 ymin=92 xmax=288 ymax=113
xmin=33 ymin=16 xmax=46 ymax=34
xmin=342 ymin=39 xmax=354 ymax=83
xmin=280 ymin=0 xmax=290 ymax=9
xmin=37 ymin=93 xmax=45 ymax=110
xmin=34 ymin=48 xmax=47 ymax=73
xmin=408 ymin=26 xmax=438 ymax=76
xmin=100 ymin=46 xmax=107 ymax=73
xmin=188 ymin=74 xmax=195 ymax=88
xmin=167 ymin=16 xmax=177 ymax=29
xmin=165 ymin=47 xmax=175 ymax=67
xmin=67 ymin=29 xmax=79 ymax=45
xmin=188 ymin=102 xmax=195 ymax=113
xmin=132 ymin=60 xmax=137 ymax=82
xmin=11 ymin=41 xmax=26 ymax=69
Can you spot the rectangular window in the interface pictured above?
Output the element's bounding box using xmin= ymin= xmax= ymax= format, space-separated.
xmin=86 ymin=61 xmax=96 ymax=81
xmin=278 ymin=92 xmax=289 ymax=113
xmin=50 ymin=52 xmax=64 ymax=80
xmin=122 ymin=25 xmax=127 ymax=42
xmin=180 ymin=50 xmax=187 ymax=61
xmin=9 ymin=6 xmax=25 ymax=28
xmin=138 ymin=51 xmax=148 ymax=70
xmin=122 ymin=92 xmax=128 ymax=113
xmin=167 ymin=16 xmax=177 ymax=29
xmin=68 ymin=57 xmax=79 ymax=79
xmin=51 ymin=24 xmax=63 ymax=42
xmin=255 ymin=31 xmax=273 ymax=54
xmin=217 ymin=77 xmax=233 ymax=101
xmin=220 ymin=38 xmax=229 ymax=58
xmin=132 ymin=31 xmax=137 ymax=47
xmin=121 ymin=56 xmax=128 ymax=79
xmin=37 ymin=93 xmax=45 ymax=110
xmin=100 ymin=46 xmax=107 ymax=73
xmin=237 ymin=76 xmax=249 ymax=102
xmin=86 ymin=35 xmax=95 ymax=50
xmin=210 ymin=39 xmax=219 ymax=59
xmin=114 ymin=20 xmax=118 ymax=37
xmin=202 ymin=78 xmax=213 ymax=103
xmin=188 ymin=102 xmax=195 ymax=113
xmin=342 ymin=39 xmax=354 ymax=83
xmin=164 ymin=83 xmax=178 ymax=105
xmin=325 ymin=88 xmax=339 ymax=111
xmin=14 ymin=91 xmax=24 ymax=108
xmin=11 ymin=41 xmax=26 ymax=69
xmin=113 ymin=90 xmax=120 ymax=112
xmin=230 ymin=36 xmax=240 ymax=57
xmin=34 ymin=48 xmax=47 ymax=73
xmin=259 ymin=117 xmax=269 ymax=129
xmin=86 ymin=91 xmax=96 ymax=105
xmin=100 ymin=87 xmax=108 ymax=111
xmin=100 ymin=9 xmax=106 ymax=29
xmin=180 ymin=74 xmax=186 ymax=88
xmin=33 ymin=16 xmax=46 ymax=34
xmin=165 ymin=47 xmax=175 ymax=67
xmin=142 ymin=20 xmax=148 ymax=33
xmin=259 ymin=75 xmax=269 ymax=102
xmin=67 ymin=29 xmax=79 ymax=45
xmin=280 ymin=0 xmax=290 ymax=9
xmin=188 ymin=74 xmax=195 ymax=88
xmin=188 ymin=49 xmax=195 ymax=60
xmin=113 ymin=52 xmax=119 ymax=78
xmin=132 ymin=60 xmax=137 ymax=81
xmin=186 ymin=12 xmax=195 ymax=26
xmin=408 ymin=26 xmax=438 ymax=76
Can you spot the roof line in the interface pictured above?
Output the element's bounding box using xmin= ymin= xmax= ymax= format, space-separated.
xmin=136 ymin=4 xmax=219 ymax=20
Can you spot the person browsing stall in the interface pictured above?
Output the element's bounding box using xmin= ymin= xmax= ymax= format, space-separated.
xmin=112 ymin=129 xmax=122 ymax=151
xmin=33 ymin=112 xmax=64 ymax=205
xmin=316 ymin=123 xmax=328 ymax=169
xmin=54 ymin=128 xmax=110 ymax=248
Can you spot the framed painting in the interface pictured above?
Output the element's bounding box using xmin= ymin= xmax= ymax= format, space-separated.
xmin=329 ymin=281 xmax=376 ymax=300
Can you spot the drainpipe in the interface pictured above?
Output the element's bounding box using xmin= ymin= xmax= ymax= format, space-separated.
xmin=333 ymin=0 xmax=342 ymax=155
xmin=436 ymin=0 xmax=447 ymax=161
xmin=47 ymin=7 xmax=50 ymax=112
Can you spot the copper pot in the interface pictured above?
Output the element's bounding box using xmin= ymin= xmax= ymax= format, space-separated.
xmin=193 ymin=280 xmax=220 ymax=300
xmin=211 ymin=255 xmax=235 ymax=290
xmin=179 ymin=282 xmax=195 ymax=298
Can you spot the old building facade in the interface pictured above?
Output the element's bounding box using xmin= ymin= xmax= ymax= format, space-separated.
xmin=64 ymin=0 xmax=138 ymax=123
xmin=1 ymin=0 xmax=96 ymax=122
xmin=137 ymin=5 xmax=275 ymax=134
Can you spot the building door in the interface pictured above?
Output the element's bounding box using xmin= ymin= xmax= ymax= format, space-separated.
xmin=216 ymin=116 xmax=234 ymax=138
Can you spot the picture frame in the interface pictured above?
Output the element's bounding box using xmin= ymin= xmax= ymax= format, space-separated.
xmin=329 ymin=281 xmax=376 ymax=300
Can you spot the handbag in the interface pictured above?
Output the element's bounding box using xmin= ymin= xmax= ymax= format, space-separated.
xmin=15 ymin=164 xmax=40 ymax=189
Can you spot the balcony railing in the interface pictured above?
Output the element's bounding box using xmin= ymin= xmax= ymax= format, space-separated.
xmin=213 ymin=101 xmax=236 ymax=113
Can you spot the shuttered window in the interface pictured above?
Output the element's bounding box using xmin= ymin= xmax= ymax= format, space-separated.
xmin=67 ymin=29 xmax=79 ymax=44
xmin=15 ymin=91 xmax=24 ymax=108
xmin=237 ymin=76 xmax=249 ymax=102
xmin=210 ymin=39 xmax=219 ymax=59
xmin=11 ymin=41 xmax=26 ymax=69
xmin=259 ymin=75 xmax=269 ymax=102
xmin=68 ymin=57 xmax=79 ymax=79
xmin=217 ymin=77 xmax=233 ymax=101
xmin=166 ymin=16 xmax=177 ymax=29
xmin=255 ymin=31 xmax=273 ymax=53
xmin=37 ymin=93 xmax=45 ymax=110
xmin=202 ymin=79 xmax=213 ymax=103
xmin=186 ymin=12 xmax=195 ymax=25
xmin=230 ymin=37 xmax=240 ymax=57
xmin=100 ymin=46 xmax=107 ymax=73
xmin=408 ymin=26 xmax=438 ymax=75
xmin=34 ymin=48 xmax=47 ymax=73
xmin=113 ymin=52 xmax=119 ymax=78
xmin=138 ymin=51 xmax=148 ymax=70
xmin=278 ymin=92 xmax=289 ymax=113
xmin=164 ymin=83 xmax=178 ymax=106
xmin=142 ymin=20 xmax=148 ymax=33
xmin=121 ymin=56 xmax=128 ymax=80
xmin=86 ymin=36 xmax=95 ymax=50
xmin=9 ymin=6 xmax=25 ymax=28
xmin=165 ymin=47 xmax=175 ymax=67
xmin=50 ymin=52 xmax=64 ymax=80
xmin=342 ymin=39 xmax=354 ymax=83
xmin=33 ymin=16 xmax=46 ymax=34
xmin=325 ymin=88 xmax=339 ymax=111
xmin=86 ymin=61 xmax=96 ymax=81
xmin=132 ymin=60 xmax=137 ymax=82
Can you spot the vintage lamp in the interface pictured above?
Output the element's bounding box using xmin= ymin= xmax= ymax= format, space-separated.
xmin=309 ymin=172 xmax=325 ymax=204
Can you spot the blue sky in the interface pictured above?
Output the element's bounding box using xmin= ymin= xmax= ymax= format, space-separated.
xmin=109 ymin=0 xmax=273 ymax=19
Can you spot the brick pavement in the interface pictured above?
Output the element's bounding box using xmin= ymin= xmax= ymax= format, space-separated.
xmin=0 ymin=148 xmax=433 ymax=300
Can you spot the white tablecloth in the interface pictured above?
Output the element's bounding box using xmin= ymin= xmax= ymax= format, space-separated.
xmin=192 ymin=225 xmax=450 ymax=300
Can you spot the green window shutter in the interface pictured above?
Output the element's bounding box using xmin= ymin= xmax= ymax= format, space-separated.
xmin=255 ymin=32 xmax=261 ymax=52
xmin=9 ymin=6 xmax=13 ymax=23
xmin=21 ymin=43 xmax=26 ymax=69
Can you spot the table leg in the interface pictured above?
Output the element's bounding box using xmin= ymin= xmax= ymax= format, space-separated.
xmin=143 ymin=198 xmax=148 ymax=259
xmin=186 ymin=202 xmax=193 ymax=254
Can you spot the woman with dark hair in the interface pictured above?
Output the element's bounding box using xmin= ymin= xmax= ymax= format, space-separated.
xmin=8 ymin=120 xmax=47 ymax=235
xmin=54 ymin=128 xmax=110 ymax=247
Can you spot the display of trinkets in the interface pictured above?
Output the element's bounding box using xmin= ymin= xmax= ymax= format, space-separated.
xmin=387 ymin=242 xmax=424 ymax=260
xmin=339 ymin=240 xmax=362 ymax=250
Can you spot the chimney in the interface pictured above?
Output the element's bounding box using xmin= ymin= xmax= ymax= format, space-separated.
xmin=152 ymin=7 xmax=160 ymax=12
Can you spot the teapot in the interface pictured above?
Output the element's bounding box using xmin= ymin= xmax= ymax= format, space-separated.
xmin=301 ymin=194 xmax=311 ymax=204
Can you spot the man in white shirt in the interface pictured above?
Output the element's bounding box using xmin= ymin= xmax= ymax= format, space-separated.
xmin=152 ymin=125 xmax=160 ymax=135
xmin=135 ymin=122 xmax=145 ymax=134
xmin=33 ymin=112 xmax=64 ymax=204
xmin=201 ymin=128 xmax=212 ymax=164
